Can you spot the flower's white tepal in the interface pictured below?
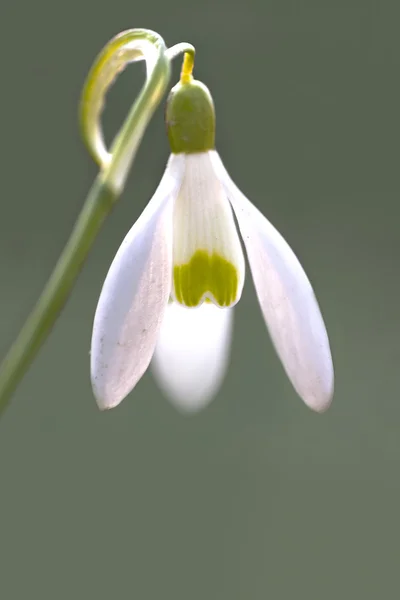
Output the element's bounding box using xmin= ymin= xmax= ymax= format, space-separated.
xmin=91 ymin=71 xmax=334 ymax=413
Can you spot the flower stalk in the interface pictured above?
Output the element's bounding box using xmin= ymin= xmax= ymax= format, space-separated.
xmin=180 ymin=51 xmax=194 ymax=83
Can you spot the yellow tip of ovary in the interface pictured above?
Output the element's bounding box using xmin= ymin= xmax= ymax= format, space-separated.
xmin=173 ymin=250 xmax=240 ymax=308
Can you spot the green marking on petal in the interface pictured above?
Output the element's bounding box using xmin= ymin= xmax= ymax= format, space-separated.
xmin=173 ymin=250 xmax=239 ymax=308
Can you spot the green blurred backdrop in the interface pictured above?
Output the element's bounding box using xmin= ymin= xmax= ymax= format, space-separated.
xmin=0 ymin=0 xmax=399 ymax=597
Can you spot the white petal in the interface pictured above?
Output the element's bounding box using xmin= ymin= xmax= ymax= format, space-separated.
xmin=91 ymin=154 xmax=185 ymax=410
xmin=172 ymin=152 xmax=245 ymax=308
xmin=151 ymin=302 xmax=233 ymax=413
xmin=211 ymin=151 xmax=334 ymax=412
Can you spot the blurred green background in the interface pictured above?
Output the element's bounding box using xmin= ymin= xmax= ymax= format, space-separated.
xmin=0 ymin=0 xmax=399 ymax=597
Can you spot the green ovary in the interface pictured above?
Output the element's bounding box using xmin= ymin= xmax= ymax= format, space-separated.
xmin=173 ymin=250 xmax=239 ymax=308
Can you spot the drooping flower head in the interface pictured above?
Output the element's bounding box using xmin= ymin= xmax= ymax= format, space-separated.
xmin=91 ymin=50 xmax=334 ymax=413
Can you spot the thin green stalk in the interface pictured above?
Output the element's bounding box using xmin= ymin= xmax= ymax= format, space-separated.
xmin=0 ymin=178 xmax=115 ymax=410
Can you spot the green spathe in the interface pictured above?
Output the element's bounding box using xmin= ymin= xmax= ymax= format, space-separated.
xmin=166 ymin=79 xmax=215 ymax=153
xmin=173 ymin=250 xmax=239 ymax=307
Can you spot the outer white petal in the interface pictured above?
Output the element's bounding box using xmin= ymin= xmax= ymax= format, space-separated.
xmin=151 ymin=303 xmax=233 ymax=413
xmin=91 ymin=154 xmax=185 ymax=410
xmin=211 ymin=151 xmax=334 ymax=412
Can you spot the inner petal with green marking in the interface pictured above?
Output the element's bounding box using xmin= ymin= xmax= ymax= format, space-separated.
xmin=171 ymin=152 xmax=245 ymax=308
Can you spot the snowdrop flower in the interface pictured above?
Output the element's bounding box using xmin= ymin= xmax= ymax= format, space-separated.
xmin=91 ymin=55 xmax=334 ymax=413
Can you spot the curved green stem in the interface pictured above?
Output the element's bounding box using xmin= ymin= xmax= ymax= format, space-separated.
xmin=166 ymin=43 xmax=195 ymax=62
xmin=0 ymin=29 xmax=175 ymax=416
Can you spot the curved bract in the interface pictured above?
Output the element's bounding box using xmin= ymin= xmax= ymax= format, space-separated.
xmin=80 ymin=29 xmax=169 ymax=191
